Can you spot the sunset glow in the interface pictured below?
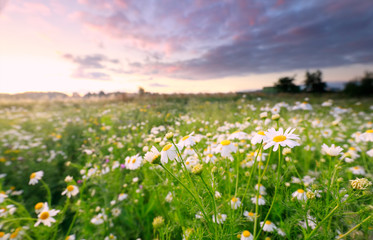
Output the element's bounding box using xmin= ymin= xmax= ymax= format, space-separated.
xmin=1 ymin=0 xmax=372 ymax=94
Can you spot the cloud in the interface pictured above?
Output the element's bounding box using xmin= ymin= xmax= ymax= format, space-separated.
xmin=75 ymin=0 xmax=373 ymax=80
xmin=63 ymin=53 xmax=120 ymax=81
xmin=149 ymin=83 xmax=168 ymax=88
xmin=63 ymin=54 xmax=119 ymax=69
xmin=72 ymin=68 xmax=111 ymax=81
xmin=0 ymin=0 xmax=8 ymax=14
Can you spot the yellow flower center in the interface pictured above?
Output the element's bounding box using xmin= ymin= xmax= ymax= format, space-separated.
xmin=243 ymin=230 xmax=251 ymax=237
xmin=366 ymin=129 xmax=373 ymax=133
xmin=273 ymin=135 xmax=286 ymax=142
xmin=265 ymin=220 xmax=272 ymax=225
xmin=297 ymin=189 xmax=305 ymax=193
xmin=248 ymin=212 xmax=254 ymax=216
xmin=182 ymin=135 xmax=190 ymax=141
xmin=0 ymin=232 xmax=5 ymax=237
xmin=67 ymin=185 xmax=75 ymax=192
xmin=258 ymin=195 xmax=262 ymax=198
xmin=232 ymin=197 xmax=238 ymax=202
xmin=30 ymin=173 xmax=36 ymax=179
xmin=35 ymin=202 xmax=44 ymax=210
xmin=353 ymin=166 xmax=360 ymax=170
xmin=221 ymin=140 xmax=231 ymax=146
xmin=208 ymin=154 xmax=213 ymax=158
xmin=132 ymin=159 xmax=136 ymax=163
xmin=40 ymin=211 xmax=50 ymax=220
xmin=349 ymin=147 xmax=356 ymax=151
xmin=257 ymin=131 xmax=265 ymax=135
xmin=152 ymin=154 xmax=160 ymax=161
xmin=10 ymin=232 xmax=18 ymax=239
xmin=162 ymin=144 xmax=172 ymax=151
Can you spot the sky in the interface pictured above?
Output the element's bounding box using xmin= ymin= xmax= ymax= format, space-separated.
xmin=0 ymin=0 xmax=372 ymax=94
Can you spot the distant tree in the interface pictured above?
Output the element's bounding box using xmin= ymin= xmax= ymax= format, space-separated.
xmin=274 ymin=76 xmax=300 ymax=93
xmin=138 ymin=87 xmax=145 ymax=96
xmin=304 ymin=70 xmax=326 ymax=93
xmin=360 ymin=72 xmax=373 ymax=95
xmin=344 ymin=72 xmax=373 ymax=96
xmin=98 ymin=91 xmax=106 ymax=97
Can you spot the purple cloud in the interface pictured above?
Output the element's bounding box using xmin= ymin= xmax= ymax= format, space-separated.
xmin=75 ymin=0 xmax=373 ymax=80
xmin=63 ymin=53 xmax=120 ymax=81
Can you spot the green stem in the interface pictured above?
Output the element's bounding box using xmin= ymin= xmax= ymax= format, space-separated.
xmin=255 ymin=146 xmax=282 ymax=240
xmin=0 ymin=218 xmax=37 ymax=224
xmin=234 ymin=153 xmax=240 ymax=197
xmin=337 ymin=215 xmax=372 ymax=239
xmin=241 ymin=142 xmax=263 ymax=205
xmin=41 ymin=180 xmax=52 ymax=206
xmin=160 ymin=164 xmax=212 ymax=226
xmin=305 ymin=204 xmax=340 ymax=240
xmin=51 ymin=198 xmax=70 ymax=240
xmin=200 ymin=175 xmax=219 ymax=240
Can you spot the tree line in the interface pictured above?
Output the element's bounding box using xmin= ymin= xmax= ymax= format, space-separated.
xmin=274 ymin=70 xmax=372 ymax=96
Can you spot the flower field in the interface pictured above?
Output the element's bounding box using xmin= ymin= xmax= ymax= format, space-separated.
xmin=0 ymin=95 xmax=372 ymax=240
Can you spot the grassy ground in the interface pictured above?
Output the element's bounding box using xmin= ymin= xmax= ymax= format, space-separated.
xmin=0 ymin=94 xmax=372 ymax=239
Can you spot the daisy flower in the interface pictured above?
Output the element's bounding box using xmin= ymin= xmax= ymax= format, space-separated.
xmin=251 ymin=195 xmax=266 ymax=205
xmin=34 ymin=202 xmax=46 ymax=214
xmin=212 ymin=213 xmax=227 ymax=224
xmin=349 ymin=166 xmax=366 ymax=175
xmin=263 ymin=127 xmax=300 ymax=151
xmin=118 ymin=193 xmax=128 ymax=201
xmin=366 ymin=148 xmax=373 ymax=157
xmin=230 ymin=197 xmax=242 ymax=209
xmin=350 ymin=178 xmax=372 ymax=190
xmin=144 ymin=146 xmax=161 ymax=164
xmin=251 ymin=131 xmax=267 ymax=145
xmin=240 ymin=230 xmax=253 ymax=240
xmin=229 ymin=131 xmax=249 ymax=140
xmin=218 ymin=140 xmax=237 ymax=158
xmin=161 ymin=143 xmax=179 ymax=164
xmin=34 ymin=205 xmax=60 ymax=227
xmin=29 ymin=171 xmax=44 ymax=185
xmin=215 ymin=191 xmax=222 ymax=199
xmin=178 ymin=132 xmax=196 ymax=148
xmin=321 ymin=144 xmax=343 ymax=156
xmin=111 ymin=208 xmax=121 ymax=217
xmin=62 ymin=185 xmax=79 ymax=198
xmin=261 ymin=220 xmax=277 ymax=232
xmin=255 ymin=184 xmax=267 ymax=195
xmin=243 ymin=211 xmax=256 ymax=221
xmin=292 ymin=189 xmax=307 ymax=201
xmin=91 ymin=213 xmax=106 ymax=225
xmin=0 ymin=232 xmax=10 ymax=239
xmin=104 ymin=234 xmax=117 ymax=240
xmin=0 ymin=204 xmax=16 ymax=217
xmin=165 ymin=192 xmax=173 ymax=202
xmin=125 ymin=154 xmax=143 ymax=170
xmin=65 ymin=235 xmax=76 ymax=240
xmin=0 ymin=191 xmax=8 ymax=203
xmin=299 ymin=215 xmax=317 ymax=230
xmin=204 ymin=153 xmax=217 ymax=164
xmin=360 ymin=129 xmax=373 ymax=142
xmin=277 ymin=228 xmax=286 ymax=236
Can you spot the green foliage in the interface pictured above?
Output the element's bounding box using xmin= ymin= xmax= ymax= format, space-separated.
xmin=0 ymin=96 xmax=372 ymax=239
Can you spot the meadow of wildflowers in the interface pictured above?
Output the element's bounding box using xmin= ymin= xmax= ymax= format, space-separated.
xmin=0 ymin=95 xmax=372 ymax=239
